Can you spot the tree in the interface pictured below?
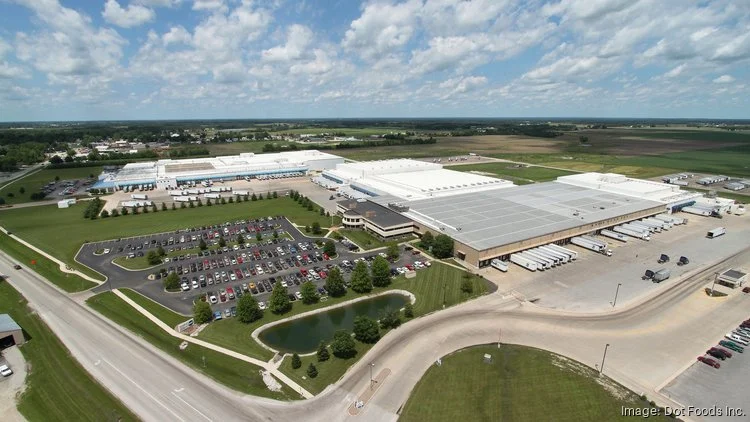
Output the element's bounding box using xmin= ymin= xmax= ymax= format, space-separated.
xmin=306 ymin=203 xmax=314 ymax=211
xmin=142 ymin=205 xmax=149 ymax=213
xmin=300 ymin=281 xmax=319 ymax=304
xmin=317 ymin=341 xmax=330 ymax=362
xmin=330 ymin=330 xmax=356 ymax=358
xmin=353 ymin=316 xmax=380 ymax=343
xmin=161 ymin=202 xmax=167 ymax=211
xmin=379 ymin=309 xmax=401 ymax=329
xmin=206 ymin=199 xmax=212 ymax=206
xmin=110 ymin=208 xmax=120 ymax=217
xmin=319 ymin=208 xmax=325 ymax=215
xmin=371 ymin=256 xmax=391 ymax=287
xmin=258 ymin=192 xmax=264 ymax=200
xmin=180 ymin=202 xmax=187 ymax=209
xmin=19 ymin=187 xmax=25 ymax=194
xmin=306 ymin=363 xmax=318 ymax=378
xmin=323 ymin=240 xmax=336 ymax=257
xmin=54 ymin=175 xmax=60 ymax=181
xmin=237 ymin=294 xmax=263 ymax=322
xmin=324 ymin=267 xmax=346 ymax=297
xmin=420 ymin=232 xmax=434 ymax=250
xmin=273 ymin=230 xmax=279 ymax=239
xmin=387 ymin=243 xmax=399 ymax=260
xmin=164 ymin=272 xmax=180 ymax=290
xmin=50 ymin=155 xmax=63 ymax=164
xmin=121 ymin=207 xmax=129 ymax=215
xmin=251 ymin=193 xmax=257 ymax=201
xmin=304 ymin=225 xmax=310 ymax=233
xmin=403 ymin=302 xmax=414 ymax=318
xmin=172 ymin=203 xmax=177 ymax=210
xmin=199 ymin=239 xmax=207 ymax=250
xmin=311 ymin=221 xmax=322 ymax=235
xmin=218 ymin=236 xmax=226 ymax=248
xmin=269 ymin=281 xmax=291 ymax=314
xmin=461 ymin=277 xmax=474 ymax=294
xmin=350 ymin=261 xmax=373 ymax=293
xmin=220 ymin=198 xmax=226 ymax=205
xmin=272 ymin=191 xmax=278 ymax=198
xmin=244 ymin=194 xmax=249 ymax=202
xmin=146 ymin=250 xmax=162 ymax=265
xmin=100 ymin=210 xmax=110 ymax=218
xmin=193 ymin=301 xmax=213 ymax=324
xmin=188 ymin=201 xmax=194 ymax=208
xmin=236 ymin=233 xmax=245 ymax=244
xmin=156 ymin=246 xmax=165 ymax=257
xmin=6 ymin=192 xmax=13 ymax=198
xmin=579 ymin=135 xmax=589 ymax=144
xmin=291 ymin=353 xmax=302 ymax=369
xmin=432 ymin=234 xmax=454 ymax=259
xmin=256 ymin=232 xmax=262 ymax=242
xmin=228 ymin=196 xmax=234 ymax=203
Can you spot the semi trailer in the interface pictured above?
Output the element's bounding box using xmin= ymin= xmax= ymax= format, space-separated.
xmin=204 ymin=193 xmax=221 ymax=199
xmin=131 ymin=194 xmax=148 ymax=200
xmin=571 ymin=237 xmax=613 ymax=256
xmin=510 ymin=253 xmax=538 ymax=271
xmin=706 ymin=227 xmax=726 ymax=239
xmin=600 ymin=229 xmax=628 ymax=242
xmin=545 ymin=244 xmax=578 ymax=260
xmin=614 ymin=225 xmax=651 ymax=241
xmin=522 ymin=250 xmax=556 ymax=268
xmin=538 ymin=246 xmax=570 ymax=263
xmin=490 ymin=259 xmax=509 ymax=272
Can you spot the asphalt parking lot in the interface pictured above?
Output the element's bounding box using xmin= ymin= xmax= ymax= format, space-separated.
xmin=79 ymin=217 xmax=424 ymax=316
xmin=662 ymin=317 xmax=750 ymax=422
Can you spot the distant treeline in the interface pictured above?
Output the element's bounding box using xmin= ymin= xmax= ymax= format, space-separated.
xmin=451 ymin=124 xmax=574 ymax=138
xmin=261 ymin=137 xmax=436 ymax=153
xmin=0 ymin=142 xmax=48 ymax=172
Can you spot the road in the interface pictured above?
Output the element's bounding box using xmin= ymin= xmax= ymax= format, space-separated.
xmin=3 ymin=244 xmax=750 ymax=421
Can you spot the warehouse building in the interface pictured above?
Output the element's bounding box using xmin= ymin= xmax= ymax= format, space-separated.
xmin=94 ymin=150 xmax=344 ymax=191
xmin=0 ymin=314 xmax=25 ymax=348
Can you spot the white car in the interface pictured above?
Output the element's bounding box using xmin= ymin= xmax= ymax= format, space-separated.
xmin=191 ymin=280 xmax=199 ymax=289
xmin=378 ymin=252 xmax=387 ymax=258
xmin=397 ymin=267 xmax=406 ymax=274
xmin=103 ymin=248 xmax=111 ymax=254
xmin=181 ymin=283 xmax=190 ymax=291
xmin=209 ymin=294 xmax=218 ymax=304
xmin=281 ymin=280 xmax=288 ymax=287
xmin=295 ymin=291 xmax=303 ymax=300
xmin=258 ymin=301 xmax=267 ymax=310
xmin=424 ymin=261 xmax=432 ymax=267
xmin=0 ymin=365 xmax=13 ymax=377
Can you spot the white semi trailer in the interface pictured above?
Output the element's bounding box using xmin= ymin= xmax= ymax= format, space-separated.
xmin=522 ymin=250 xmax=555 ymax=268
xmin=613 ymin=225 xmax=651 ymax=240
xmin=537 ymin=246 xmax=570 ymax=263
xmin=545 ymin=244 xmax=577 ymax=260
xmin=600 ymin=229 xmax=628 ymax=242
xmin=644 ymin=217 xmax=671 ymax=229
xmin=530 ymin=248 xmax=563 ymax=265
xmin=510 ymin=253 xmax=538 ymax=271
xmin=518 ymin=252 xmax=549 ymax=270
xmin=490 ymin=259 xmax=509 ymax=272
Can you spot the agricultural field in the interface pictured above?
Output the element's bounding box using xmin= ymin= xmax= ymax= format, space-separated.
xmin=268 ymin=127 xmax=412 ymax=137
xmin=0 ymin=166 xmax=101 ymax=204
xmin=204 ymin=141 xmax=295 ymax=156
xmin=0 ymin=197 xmax=335 ymax=272
xmin=400 ymin=344 xmax=669 ymax=422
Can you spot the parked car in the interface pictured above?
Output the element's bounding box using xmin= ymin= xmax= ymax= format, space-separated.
xmin=213 ymin=311 xmax=223 ymax=321
xmin=0 ymin=365 xmax=13 ymax=377
xmin=697 ymin=356 xmax=720 ymax=368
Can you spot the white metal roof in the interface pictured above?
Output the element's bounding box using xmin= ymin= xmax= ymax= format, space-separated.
xmin=556 ymin=172 xmax=700 ymax=204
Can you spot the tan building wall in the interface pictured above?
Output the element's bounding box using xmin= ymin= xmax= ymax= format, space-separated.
xmin=0 ymin=329 xmax=25 ymax=346
xmin=443 ymin=205 xmax=664 ymax=266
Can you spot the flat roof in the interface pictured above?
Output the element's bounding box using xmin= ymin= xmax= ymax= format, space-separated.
xmin=337 ymin=199 xmax=413 ymax=228
xmin=0 ymin=314 xmax=21 ymax=333
xmin=394 ymin=181 xmax=663 ymax=251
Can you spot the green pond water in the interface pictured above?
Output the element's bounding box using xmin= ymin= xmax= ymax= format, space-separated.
xmin=258 ymin=293 xmax=409 ymax=353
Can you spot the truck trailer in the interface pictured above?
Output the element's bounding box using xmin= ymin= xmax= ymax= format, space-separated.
xmin=644 ymin=217 xmax=672 ymax=229
xmin=545 ymin=244 xmax=578 ymax=260
xmin=174 ymin=196 xmax=197 ymax=203
xmin=518 ymin=252 xmax=549 ymax=270
xmin=538 ymin=246 xmax=570 ymax=263
xmin=682 ymin=206 xmax=712 ymax=217
xmin=204 ymin=193 xmax=221 ymax=199
xmin=522 ymin=250 xmax=555 ymax=268
xmin=706 ymin=227 xmax=726 ymax=239
xmin=636 ymin=219 xmax=664 ymax=232
xmin=600 ymin=229 xmax=628 ymax=242
xmin=653 ymin=268 xmax=671 ymax=282
xmin=614 ymin=225 xmax=651 ymax=241
xmin=131 ymin=194 xmax=148 ymax=200
xmin=531 ymin=248 xmax=564 ymax=265
xmin=580 ymin=235 xmax=607 ymax=248
xmin=169 ymin=190 xmax=186 ymax=197
xmin=510 ymin=253 xmax=538 ymax=271
xmin=490 ymin=259 xmax=509 ymax=272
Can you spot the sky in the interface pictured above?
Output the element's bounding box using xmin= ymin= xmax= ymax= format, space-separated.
xmin=0 ymin=0 xmax=749 ymax=122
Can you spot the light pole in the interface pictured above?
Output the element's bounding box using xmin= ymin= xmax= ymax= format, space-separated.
xmin=600 ymin=343 xmax=610 ymax=374
xmin=611 ymin=283 xmax=622 ymax=307
xmin=369 ymin=362 xmax=375 ymax=390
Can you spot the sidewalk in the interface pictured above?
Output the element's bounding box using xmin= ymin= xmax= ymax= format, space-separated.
xmin=112 ymin=289 xmax=314 ymax=399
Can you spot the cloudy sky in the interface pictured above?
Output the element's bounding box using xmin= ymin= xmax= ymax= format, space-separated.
xmin=0 ymin=0 xmax=749 ymax=121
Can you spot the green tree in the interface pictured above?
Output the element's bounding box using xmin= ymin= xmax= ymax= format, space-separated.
xmin=258 ymin=192 xmax=264 ymax=200
xmin=172 ymin=203 xmax=177 ymax=210
xmin=161 ymin=202 xmax=167 ymax=211
xmin=353 ymin=316 xmax=380 ymax=343
xmin=273 ymin=230 xmax=279 ymax=239
xmin=54 ymin=175 xmax=60 ymax=181
xmin=319 ymin=208 xmax=325 ymax=215
xmin=420 ymin=232 xmax=434 ymax=250
xmin=236 ymin=233 xmax=245 ymax=244
xmin=317 ymin=341 xmax=330 ymax=362
xmin=121 ymin=207 xmax=129 ymax=215
xmin=432 ymin=234 xmax=454 ymax=258
xmin=371 ymin=256 xmax=391 ymax=287
xmin=461 ymin=276 xmax=474 ymax=294
xmin=206 ymin=199 xmax=212 ymax=206
xmin=300 ymin=281 xmax=319 ymax=304
xmin=304 ymin=225 xmax=310 ymax=233
xmin=142 ymin=205 xmax=149 ymax=213
xmin=387 ymin=243 xmax=399 ymax=260
xmin=146 ymin=250 xmax=161 ymax=265
xmin=236 ymin=295 xmax=263 ymax=323
xmin=272 ymin=191 xmax=278 ymax=198
xmin=330 ymin=330 xmax=356 ymax=358
xmin=193 ymin=301 xmax=212 ymax=324
xmin=220 ymin=197 xmax=226 ymax=205
xmin=324 ymin=267 xmax=346 ymax=297
xmin=218 ymin=236 xmax=226 ymax=248
xmin=164 ymin=272 xmax=180 ymax=290
xmin=379 ymin=309 xmax=402 ymax=329
xmin=306 ymin=203 xmax=314 ymax=211
xmin=403 ymin=302 xmax=414 ymax=318
xmin=100 ymin=210 xmax=110 ymax=218
xmin=256 ymin=232 xmax=262 ymax=242
xmin=228 ymin=196 xmax=234 ymax=203
xmin=251 ymin=193 xmax=257 ymax=201
xmin=19 ymin=187 xmax=25 ymax=194
xmin=269 ymin=281 xmax=291 ymax=314
xmin=291 ymin=353 xmax=302 ymax=369
xmin=311 ymin=221 xmax=322 ymax=235
xmin=350 ymin=261 xmax=373 ymax=293
xmin=199 ymin=239 xmax=207 ymax=250
xmin=306 ymin=362 xmax=318 ymax=378
xmin=152 ymin=203 xmax=158 ymax=213
xmin=188 ymin=201 xmax=194 ymax=208
xmin=156 ymin=246 xmax=165 ymax=257
xmin=323 ymin=240 xmax=336 ymax=257
xmin=244 ymin=194 xmax=249 ymax=202
xmin=110 ymin=208 xmax=120 ymax=217
xmin=180 ymin=202 xmax=187 ymax=209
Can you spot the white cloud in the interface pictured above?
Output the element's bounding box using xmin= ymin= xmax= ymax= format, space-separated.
xmin=342 ymin=0 xmax=422 ymax=61
xmin=193 ymin=0 xmax=224 ymax=11
xmin=438 ymin=75 xmax=487 ymax=99
xmin=663 ymin=63 xmax=686 ymax=78
xmin=102 ymin=0 xmax=155 ymax=28
xmin=136 ymin=0 xmax=181 ymax=6
xmin=162 ymin=26 xmax=192 ymax=45
xmin=262 ymin=25 xmax=313 ymax=62
xmin=713 ymin=74 xmax=735 ymax=84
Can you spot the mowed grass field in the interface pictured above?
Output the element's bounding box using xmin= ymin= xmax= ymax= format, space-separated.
xmin=86 ymin=291 xmax=290 ymax=399
xmin=199 ymin=262 xmax=487 ymax=363
xmin=0 ymin=197 xmax=334 ymax=271
xmin=400 ymin=344 xmax=670 ymax=422
xmin=447 ymin=163 xmax=577 ymax=183
xmin=0 ymin=281 xmax=138 ymax=422
xmin=338 ymin=229 xmax=409 ymax=251
xmin=119 ymin=288 xmax=189 ymax=326
xmin=0 ymin=166 xmax=101 ymax=204
xmin=0 ymin=232 xmax=96 ymax=292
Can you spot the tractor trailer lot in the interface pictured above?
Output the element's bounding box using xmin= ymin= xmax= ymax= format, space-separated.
xmin=483 ymin=213 xmax=750 ymax=312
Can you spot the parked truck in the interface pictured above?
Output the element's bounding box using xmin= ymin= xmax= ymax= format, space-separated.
xmin=643 ymin=217 xmax=671 ymax=229
xmin=174 ymin=196 xmax=197 ymax=203
xmin=631 ymin=220 xmax=661 ymax=233
xmin=618 ymin=224 xmax=652 ymax=240
xmin=545 ymin=244 xmax=577 ymax=260
xmin=169 ymin=190 xmax=186 ymax=196
xmin=490 ymin=259 xmax=509 ymax=272
xmin=658 ymin=254 xmax=670 ymax=264
xmin=523 ymin=250 xmax=556 ymax=268
xmin=600 ymin=229 xmax=628 ymax=242
xmin=204 ymin=193 xmax=221 ymax=199
xmin=510 ymin=253 xmax=538 ymax=271
xmin=706 ymin=227 xmax=726 ymax=239
xmin=571 ymin=237 xmax=613 ymax=256
xmin=677 ymin=256 xmax=690 ymax=266
xmin=637 ymin=219 xmax=665 ymax=232
xmin=518 ymin=252 xmax=549 ymax=270
xmin=531 ymin=248 xmax=564 ymax=265
xmin=131 ymin=193 xmax=148 ymax=200
xmin=682 ymin=206 xmax=712 ymax=217
xmin=653 ymin=268 xmax=671 ymax=283
xmin=538 ymin=246 xmax=570 ymax=263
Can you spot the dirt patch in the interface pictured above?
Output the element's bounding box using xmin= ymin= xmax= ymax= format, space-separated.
xmin=551 ymin=354 xmax=630 ymax=401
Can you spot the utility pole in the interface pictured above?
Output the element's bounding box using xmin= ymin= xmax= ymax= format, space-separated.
xmin=611 ymin=283 xmax=622 ymax=307
xmin=369 ymin=362 xmax=375 ymax=390
xmin=600 ymin=343 xmax=610 ymax=375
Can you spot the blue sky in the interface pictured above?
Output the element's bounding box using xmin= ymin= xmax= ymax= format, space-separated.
xmin=0 ymin=0 xmax=749 ymax=121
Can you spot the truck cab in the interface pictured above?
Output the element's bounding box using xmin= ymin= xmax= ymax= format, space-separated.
xmin=658 ymin=254 xmax=670 ymax=264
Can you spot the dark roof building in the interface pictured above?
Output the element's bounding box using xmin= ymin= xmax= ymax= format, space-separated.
xmin=336 ymin=199 xmax=414 ymax=238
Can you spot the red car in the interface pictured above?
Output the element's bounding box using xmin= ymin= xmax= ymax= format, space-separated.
xmin=743 ymin=287 xmax=750 ymax=293
xmin=405 ymin=264 xmax=414 ymax=271
xmin=697 ymin=356 xmax=720 ymax=368
xmin=237 ymin=256 xmax=244 ymax=264
xmin=226 ymin=287 xmax=235 ymax=300
xmin=322 ymin=253 xmax=329 ymax=260
xmin=235 ymin=269 xmax=243 ymax=279
xmin=709 ymin=347 xmax=732 ymax=359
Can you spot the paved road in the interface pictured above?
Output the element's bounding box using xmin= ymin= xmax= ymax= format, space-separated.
xmin=4 ymin=243 xmax=750 ymax=421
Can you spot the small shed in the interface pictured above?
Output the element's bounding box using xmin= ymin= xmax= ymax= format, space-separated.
xmin=718 ymin=269 xmax=748 ymax=288
xmin=57 ymin=198 xmax=76 ymax=208
xmin=0 ymin=314 xmax=25 ymax=348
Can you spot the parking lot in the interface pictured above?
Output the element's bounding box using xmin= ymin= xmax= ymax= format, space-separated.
xmin=79 ymin=217 xmax=425 ymax=317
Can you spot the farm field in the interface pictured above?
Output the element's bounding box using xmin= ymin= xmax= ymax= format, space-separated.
xmin=0 ymin=197 xmax=335 ymax=271
xmin=0 ymin=282 xmax=138 ymax=422
xmin=0 ymin=166 xmax=101 ymax=204
xmin=400 ymin=344 xmax=670 ymax=422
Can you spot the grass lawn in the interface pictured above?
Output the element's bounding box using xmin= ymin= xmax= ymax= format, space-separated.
xmin=0 ymin=281 xmax=138 ymax=422
xmin=338 ymin=229 xmax=411 ymax=251
xmin=86 ymin=291 xmax=290 ymax=400
xmin=0 ymin=233 xmax=96 ymax=292
xmin=199 ymin=262 xmax=486 ymax=363
xmin=119 ymin=288 xmax=189 ymax=327
xmin=400 ymin=344 xmax=669 ymax=422
xmin=0 ymin=197 xmax=335 ymax=272
xmin=281 ymin=341 xmax=376 ymax=395
xmin=0 ymin=166 xmax=101 ymax=204
xmin=447 ymin=163 xmax=577 ymax=183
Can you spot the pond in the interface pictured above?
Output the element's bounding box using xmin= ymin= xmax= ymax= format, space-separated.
xmin=258 ymin=293 xmax=410 ymax=354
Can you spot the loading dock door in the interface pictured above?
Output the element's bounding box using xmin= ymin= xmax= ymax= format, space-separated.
xmin=0 ymin=334 xmax=15 ymax=349
xmin=456 ymin=250 xmax=466 ymax=260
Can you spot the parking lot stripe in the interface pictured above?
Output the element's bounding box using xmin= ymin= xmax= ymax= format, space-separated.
xmin=102 ymin=357 xmax=186 ymax=422
xmin=171 ymin=391 xmax=214 ymax=422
